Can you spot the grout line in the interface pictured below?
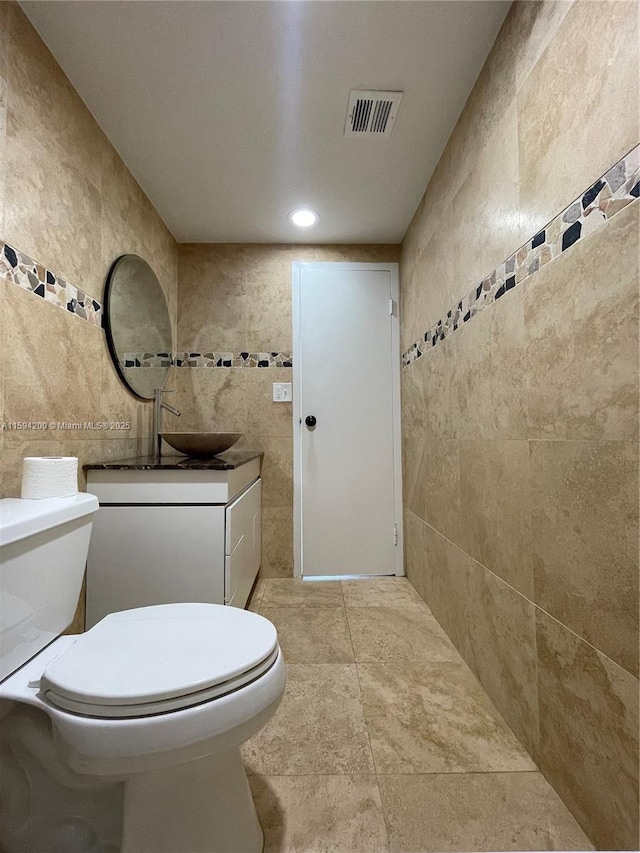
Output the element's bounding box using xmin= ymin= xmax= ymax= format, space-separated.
xmin=247 ymin=766 xmax=540 ymax=778
xmin=343 ymin=601 xmax=380 ymax=778
xmin=527 ymin=437 xmax=640 ymax=443
xmin=375 ymin=775 xmax=394 ymax=850
xmin=253 ymin=577 xmax=267 ymax=611
xmin=374 ymin=769 xmax=543 ymax=776
xmin=417 ymin=517 xmax=638 ymax=681
xmin=248 ymin=768 xmax=541 ymax=777
xmin=353 ymin=661 xmax=383 ymax=778
xmin=342 ymin=607 xmax=357 ymax=666
xmin=249 ymin=772 xmax=384 ymax=778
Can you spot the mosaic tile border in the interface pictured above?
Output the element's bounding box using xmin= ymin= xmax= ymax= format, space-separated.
xmin=6 ymin=143 xmax=636 ymax=359
xmin=122 ymin=351 xmax=293 ymax=368
xmin=402 ymin=144 xmax=640 ymax=367
xmin=0 ymin=244 xmax=289 ymax=366
xmin=0 ymin=242 xmax=103 ymax=327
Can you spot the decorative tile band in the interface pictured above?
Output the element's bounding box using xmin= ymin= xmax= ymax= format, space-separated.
xmin=121 ymin=351 xmax=293 ymax=368
xmin=0 ymin=241 xmax=103 ymax=327
xmin=0 ymin=243 xmax=290 ymax=366
xmin=121 ymin=353 xmax=173 ymax=369
xmin=402 ymin=144 xmax=640 ymax=367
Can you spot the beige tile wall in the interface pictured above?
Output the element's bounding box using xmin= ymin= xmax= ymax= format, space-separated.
xmin=0 ymin=5 xmax=398 ymax=605
xmin=0 ymin=3 xmax=179 ymax=628
xmin=400 ymin=1 xmax=639 ymax=849
xmin=174 ymin=243 xmax=400 ymax=577
xmin=4 ymin=6 xmax=637 ymax=844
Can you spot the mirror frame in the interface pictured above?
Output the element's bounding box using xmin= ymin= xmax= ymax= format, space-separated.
xmin=103 ymin=254 xmax=173 ymax=401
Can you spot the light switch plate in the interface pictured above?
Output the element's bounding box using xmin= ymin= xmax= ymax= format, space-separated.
xmin=272 ymin=382 xmax=292 ymax=402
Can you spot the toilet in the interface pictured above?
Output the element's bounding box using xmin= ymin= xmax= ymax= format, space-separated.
xmin=0 ymin=493 xmax=286 ymax=853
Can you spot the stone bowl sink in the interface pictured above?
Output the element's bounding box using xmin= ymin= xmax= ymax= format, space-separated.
xmin=162 ymin=432 xmax=242 ymax=458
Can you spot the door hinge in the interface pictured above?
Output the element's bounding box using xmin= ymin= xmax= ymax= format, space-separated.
xmin=389 ymin=298 xmax=395 ymax=316
xmin=393 ymin=523 xmax=398 ymax=545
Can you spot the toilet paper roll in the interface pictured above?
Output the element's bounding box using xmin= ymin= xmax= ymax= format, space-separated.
xmin=21 ymin=457 xmax=79 ymax=499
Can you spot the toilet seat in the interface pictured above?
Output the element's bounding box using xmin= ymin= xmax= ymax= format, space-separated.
xmin=40 ymin=603 xmax=278 ymax=719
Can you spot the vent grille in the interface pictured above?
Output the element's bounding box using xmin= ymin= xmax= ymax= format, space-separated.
xmin=345 ymin=90 xmax=403 ymax=137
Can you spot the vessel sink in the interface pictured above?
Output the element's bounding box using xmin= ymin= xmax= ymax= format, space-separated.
xmin=162 ymin=432 xmax=242 ymax=457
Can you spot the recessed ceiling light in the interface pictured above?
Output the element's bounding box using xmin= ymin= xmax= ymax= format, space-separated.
xmin=289 ymin=208 xmax=319 ymax=228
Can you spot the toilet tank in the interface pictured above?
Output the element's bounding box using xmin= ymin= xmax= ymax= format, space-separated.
xmin=0 ymin=493 xmax=99 ymax=681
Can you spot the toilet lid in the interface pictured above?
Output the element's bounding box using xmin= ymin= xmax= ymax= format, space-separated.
xmin=41 ymin=603 xmax=278 ymax=717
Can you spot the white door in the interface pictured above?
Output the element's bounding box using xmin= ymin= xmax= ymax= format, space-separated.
xmin=293 ymin=262 xmax=403 ymax=577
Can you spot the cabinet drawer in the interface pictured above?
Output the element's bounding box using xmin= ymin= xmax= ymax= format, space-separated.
xmin=225 ymin=478 xmax=261 ymax=555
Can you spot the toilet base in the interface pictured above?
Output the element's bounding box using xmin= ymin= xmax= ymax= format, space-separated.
xmin=121 ymin=746 xmax=263 ymax=853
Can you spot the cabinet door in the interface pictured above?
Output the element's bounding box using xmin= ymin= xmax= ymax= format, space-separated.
xmin=86 ymin=505 xmax=225 ymax=628
xmin=225 ymin=479 xmax=261 ymax=608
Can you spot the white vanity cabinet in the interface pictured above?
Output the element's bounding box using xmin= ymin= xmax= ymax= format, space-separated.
xmin=85 ymin=454 xmax=262 ymax=628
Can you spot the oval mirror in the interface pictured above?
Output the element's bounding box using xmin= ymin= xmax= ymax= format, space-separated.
xmin=104 ymin=254 xmax=173 ymax=400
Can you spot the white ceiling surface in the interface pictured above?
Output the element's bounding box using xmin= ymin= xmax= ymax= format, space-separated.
xmin=22 ymin=1 xmax=510 ymax=244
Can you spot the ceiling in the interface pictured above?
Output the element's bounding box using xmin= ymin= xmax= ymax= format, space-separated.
xmin=21 ymin=1 xmax=510 ymax=244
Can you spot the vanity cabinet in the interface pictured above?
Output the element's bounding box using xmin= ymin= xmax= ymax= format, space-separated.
xmin=85 ymin=454 xmax=262 ymax=629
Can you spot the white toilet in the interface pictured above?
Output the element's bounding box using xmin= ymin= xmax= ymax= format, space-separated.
xmin=0 ymin=493 xmax=286 ymax=853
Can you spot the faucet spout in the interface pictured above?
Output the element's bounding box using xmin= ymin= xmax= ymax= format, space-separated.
xmin=162 ymin=401 xmax=181 ymax=418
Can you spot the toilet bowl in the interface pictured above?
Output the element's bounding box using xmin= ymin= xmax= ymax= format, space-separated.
xmin=0 ymin=494 xmax=286 ymax=853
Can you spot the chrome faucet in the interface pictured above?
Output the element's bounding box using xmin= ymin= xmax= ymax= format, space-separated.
xmin=153 ymin=388 xmax=181 ymax=459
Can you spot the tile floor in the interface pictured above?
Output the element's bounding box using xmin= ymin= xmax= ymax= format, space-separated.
xmin=243 ymin=576 xmax=593 ymax=852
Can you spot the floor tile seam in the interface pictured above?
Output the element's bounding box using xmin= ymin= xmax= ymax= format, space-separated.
xmin=249 ymin=578 xmax=267 ymax=609
xmin=355 ymin=659 xmax=409 ymax=785
xmin=352 ymin=652 xmax=383 ymax=780
xmin=249 ymin=772 xmax=384 ymax=779
xmin=373 ymin=768 xmax=544 ymax=778
xmin=253 ymin=579 xmax=266 ymax=606
xmin=371 ymin=761 xmax=539 ymax=777
xmin=361 ymin=703 xmax=396 ymax=852
xmin=284 ymin=661 xmax=359 ymax=669
xmin=254 ymin=577 xmax=272 ymax=610
xmin=527 ymin=437 xmax=640 ymax=444
xmin=354 ymin=658 xmax=488 ymax=674
xmin=343 ymin=602 xmax=432 ymax=611
xmin=352 ymin=656 xmax=471 ymax=665
xmin=247 ymin=764 xmax=538 ymax=778
xmin=376 ymin=781 xmax=397 ymax=851
xmin=260 ymin=602 xmax=347 ymax=609
xmin=344 ymin=607 xmax=390 ymax=666
xmin=247 ymin=768 xmax=383 ymax=777
xmin=259 ymin=604 xmax=349 ymax=611
xmin=341 ymin=600 xmax=360 ymax=669
xmin=419 ymin=519 xmax=639 ymax=679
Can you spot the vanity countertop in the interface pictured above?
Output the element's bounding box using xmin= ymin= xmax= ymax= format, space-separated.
xmin=84 ymin=450 xmax=264 ymax=471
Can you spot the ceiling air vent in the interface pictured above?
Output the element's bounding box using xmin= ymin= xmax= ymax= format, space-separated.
xmin=344 ymin=90 xmax=403 ymax=137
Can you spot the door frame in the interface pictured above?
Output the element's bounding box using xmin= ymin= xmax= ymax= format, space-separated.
xmin=291 ymin=261 xmax=403 ymax=579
